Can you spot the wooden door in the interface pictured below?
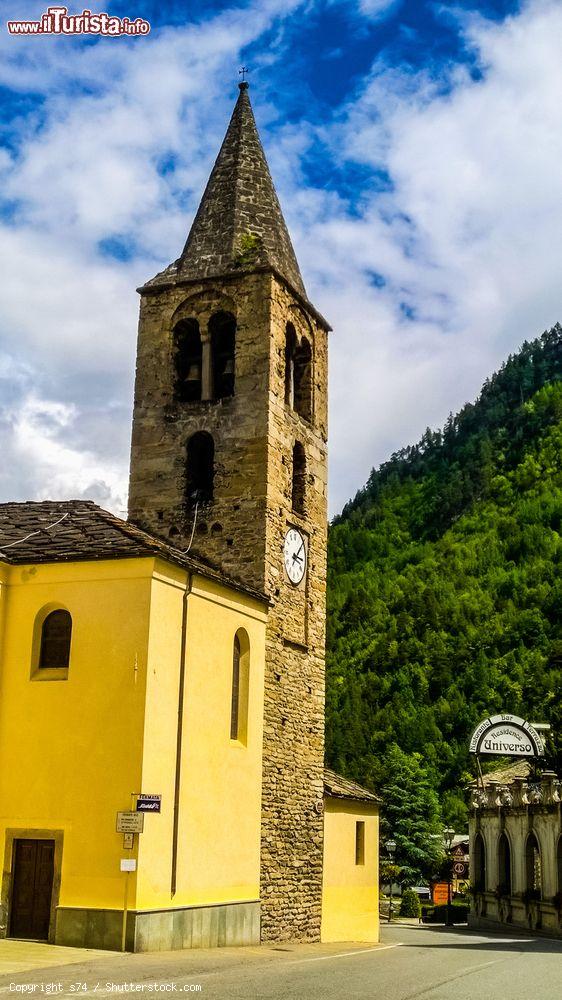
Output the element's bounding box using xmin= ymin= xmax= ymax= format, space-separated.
xmin=9 ymin=839 xmax=55 ymax=940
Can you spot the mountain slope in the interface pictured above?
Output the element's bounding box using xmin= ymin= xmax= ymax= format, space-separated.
xmin=326 ymin=326 xmax=562 ymax=826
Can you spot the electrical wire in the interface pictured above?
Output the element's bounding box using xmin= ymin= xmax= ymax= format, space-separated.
xmin=0 ymin=511 xmax=70 ymax=557
xmin=185 ymin=500 xmax=199 ymax=554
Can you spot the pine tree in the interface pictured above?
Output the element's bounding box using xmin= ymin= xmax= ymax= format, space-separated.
xmin=380 ymin=745 xmax=444 ymax=884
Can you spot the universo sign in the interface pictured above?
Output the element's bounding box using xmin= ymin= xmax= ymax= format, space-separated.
xmin=469 ymin=714 xmax=544 ymax=758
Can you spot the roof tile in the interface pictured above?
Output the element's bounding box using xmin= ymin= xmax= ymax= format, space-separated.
xmin=0 ymin=500 xmax=266 ymax=603
xmin=323 ymin=768 xmax=381 ymax=803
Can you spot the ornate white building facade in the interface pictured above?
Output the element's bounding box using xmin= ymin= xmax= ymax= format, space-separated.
xmin=469 ymin=762 xmax=562 ymax=937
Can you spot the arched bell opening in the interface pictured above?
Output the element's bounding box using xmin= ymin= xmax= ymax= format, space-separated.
xmin=174 ymin=318 xmax=202 ymax=402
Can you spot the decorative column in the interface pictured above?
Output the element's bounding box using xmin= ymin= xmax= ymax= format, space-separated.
xmin=201 ymin=329 xmax=213 ymax=401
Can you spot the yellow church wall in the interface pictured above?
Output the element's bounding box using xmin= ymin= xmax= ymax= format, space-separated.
xmin=169 ymin=576 xmax=267 ymax=910
xmin=0 ymin=551 xmax=268 ymax=939
xmin=0 ymin=558 xmax=153 ymax=918
xmin=321 ymin=798 xmax=380 ymax=943
xmin=0 ymin=564 xmax=8 ymax=676
xmin=132 ymin=561 xmax=184 ymax=910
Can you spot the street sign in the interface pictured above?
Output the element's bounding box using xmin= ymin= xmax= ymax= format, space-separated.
xmin=136 ymin=794 xmax=161 ymax=813
xmin=116 ymin=811 xmax=144 ymax=833
xmin=432 ymin=882 xmax=449 ymax=905
xmin=120 ymin=859 xmax=137 ymax=872
xmin=453 ymin=861 xmax=469 ymax=878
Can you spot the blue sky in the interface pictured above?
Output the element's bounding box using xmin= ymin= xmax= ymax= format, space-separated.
xmin=1 ymin=0 xmax=561 ymax=515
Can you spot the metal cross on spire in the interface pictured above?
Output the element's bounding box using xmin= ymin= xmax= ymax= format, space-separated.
xmin=238 ymin=66 xmax=250 ymax=83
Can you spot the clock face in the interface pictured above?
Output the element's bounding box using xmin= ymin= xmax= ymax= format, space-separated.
xmin=283 ymin=528 xmax=307 ymax=585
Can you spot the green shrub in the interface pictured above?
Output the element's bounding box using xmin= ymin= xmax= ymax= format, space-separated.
xmin=399 ymin=888 xmax=421 ymax=917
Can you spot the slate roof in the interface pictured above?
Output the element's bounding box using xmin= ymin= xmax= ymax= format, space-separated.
xmin=141 ymin=84 xmax=308 ymax=302
xmin=468 ymin=760 xmax=532 ymax=787
xmin=0 ymin=500 xmax=267 ymax=602
xmin=323 ymin=768 xmax=381 ymax=803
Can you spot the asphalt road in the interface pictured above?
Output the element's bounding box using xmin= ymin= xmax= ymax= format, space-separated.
xmin=1 ymin=922 xmax=561 ymax=999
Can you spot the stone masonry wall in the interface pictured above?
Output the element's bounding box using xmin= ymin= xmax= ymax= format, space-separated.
xmin=259 ymin=277 xmax=328 ymax=941
xmin=128 ymin=272 xmax=272 ymax=592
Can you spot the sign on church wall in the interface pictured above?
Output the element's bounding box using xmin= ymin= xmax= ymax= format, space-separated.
xmin=136 ymin=794 xmax=161 ymax=813
xmin=469 ymin=714 xmax=544 ymax=758
xmin=116 ymin=811 xmax=145 ymax=833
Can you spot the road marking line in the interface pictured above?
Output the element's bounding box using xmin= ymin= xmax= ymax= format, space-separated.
xmin=289 ymin=943 xmax=402 ymax=964
xmin=402 ymin=959 xmax=511 ymax=1000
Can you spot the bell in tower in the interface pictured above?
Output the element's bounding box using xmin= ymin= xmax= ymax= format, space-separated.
xmin=128 ymin=81 xmax=330 ymax=942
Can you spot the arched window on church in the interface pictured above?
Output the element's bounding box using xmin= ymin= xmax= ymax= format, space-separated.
xmin=498 ymin=832 xmax=512 ymax=896
xmin=230 ymin=629 xmax=250 ymax=743
xmin=186 ymin=432 xmax=214 ymax=507
xmin=39 ymin=609 xmax=72 ymax=670
xmin=285 ymin=323 xmax=297 ymax=407
xmin=294 ymin=336 xmax=312 ymax=422
xmin=209 ymin=311 xmax=236 ymax=400
xmin=174 ymin=318 xmax=202 ymax=402
xmin=525 ymin=832 xmax=542 ymax=899
xmin=292 ymin=442 xmax=306 ymax=515
xmin=474 ymin=833 xmax=486 ymax=892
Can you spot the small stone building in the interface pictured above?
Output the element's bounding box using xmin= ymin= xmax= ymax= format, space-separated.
xmin=468 ymin=761 xmax=562 ymax=937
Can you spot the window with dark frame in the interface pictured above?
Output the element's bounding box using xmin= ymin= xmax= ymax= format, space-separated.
xmin=292 ymin=441 xmax=306 ymax=515
xmin=355 ymin=821 xmax=365 ymax=865
xmin=230 ymin=630 xmax=250 ymax=744
xmin=174 ymin=318 xmax=202 ymax=402
xmin=230 ymin=633 xmax=241 ymax=741
xmin=525 ymin=832 xmax=542 ymax=896
xmin=39 ymin=610 xmax=72 ymax=669
xmin=209 ymin=311 xmax=236 ymax=400
xmin=185 ymin=431 xmax=215 ymax=507
xmin=498 ymin=832 xmax=512 ymax=895
xmin=294 ymin=336 xmax=312 ymax=421
xmin=474 ymin=832 xmax=486 ymax=891
xmin=285 ymin=322 xmax=297 ymax=407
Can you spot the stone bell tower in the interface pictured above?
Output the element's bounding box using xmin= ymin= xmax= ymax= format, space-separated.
xmin=128 ymin=82 xmax=329 ymax=941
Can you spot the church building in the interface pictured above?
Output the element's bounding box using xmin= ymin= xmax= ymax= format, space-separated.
xmin=0 ymin=83 xmax=379 ymax=952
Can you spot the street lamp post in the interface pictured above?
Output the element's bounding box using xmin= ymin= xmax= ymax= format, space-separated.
xmin=444 ymin=828 xmax=455 ymax=927
xmin=386 ymin=839 xmax=396 ymax=923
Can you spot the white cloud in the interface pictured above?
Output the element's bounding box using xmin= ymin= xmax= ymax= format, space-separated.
xmin=358 ymin=0 xmax=403 ymax=19
xmin=328 ymin=0 xmax=403 ymax=21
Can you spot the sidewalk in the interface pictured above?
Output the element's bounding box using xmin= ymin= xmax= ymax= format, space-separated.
xmin=0 ymin=939 xmax=115 ymax=977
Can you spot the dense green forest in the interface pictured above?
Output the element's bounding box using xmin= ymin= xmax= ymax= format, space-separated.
xmin=326 ymin=325 xmax=562 ymax=845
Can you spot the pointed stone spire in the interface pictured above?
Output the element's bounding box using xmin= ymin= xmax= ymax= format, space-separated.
xmin=174 ymin=83 xmax=306 ymax=298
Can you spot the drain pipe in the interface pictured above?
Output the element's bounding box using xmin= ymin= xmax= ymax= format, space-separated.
xmin=171 ymin=570 xmax=192 ymax=897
